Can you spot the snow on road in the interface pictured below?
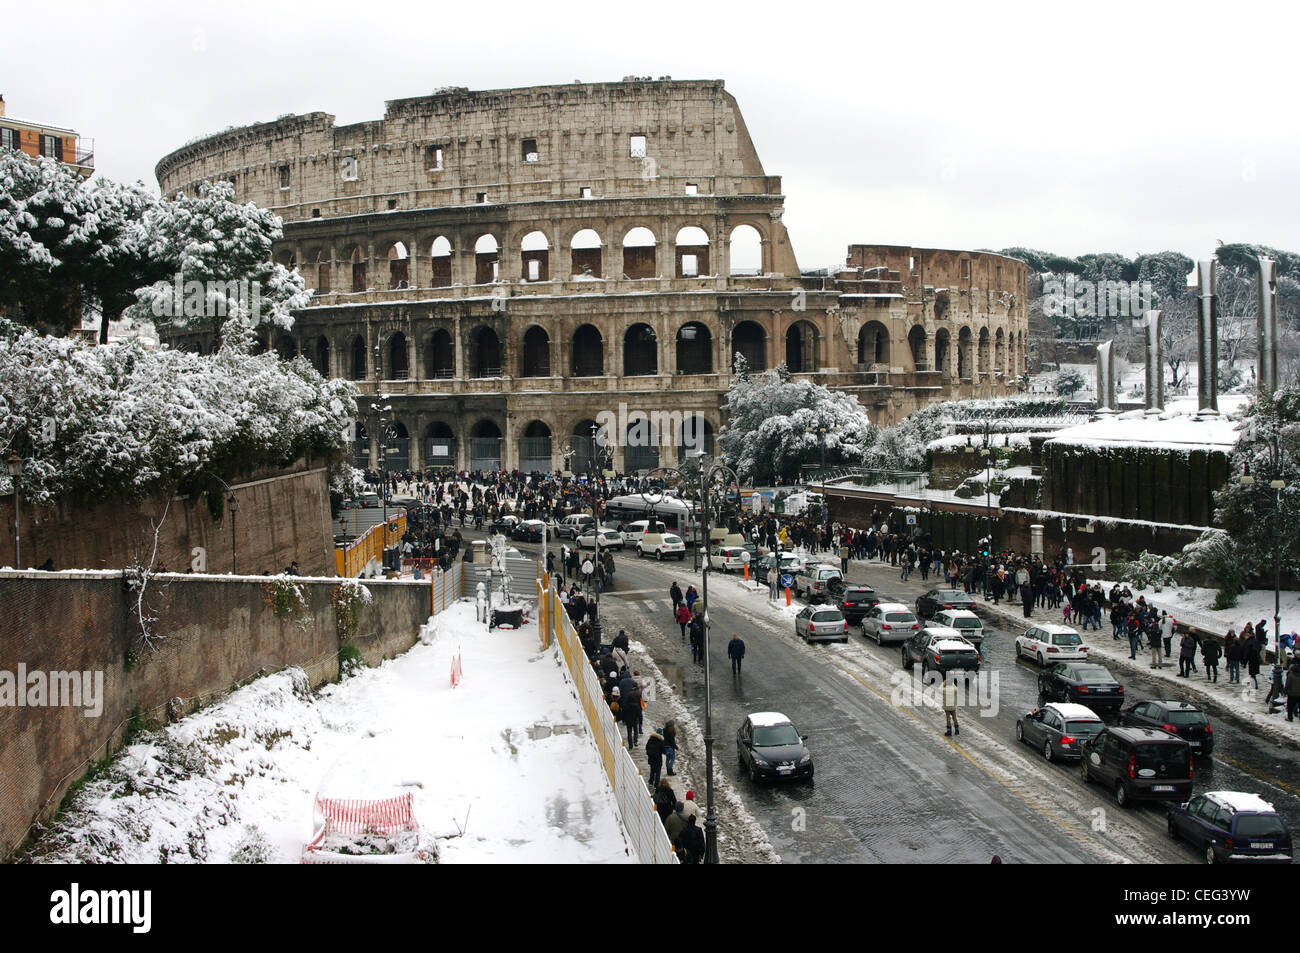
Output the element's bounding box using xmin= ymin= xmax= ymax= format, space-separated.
xmin=26 ymin=601 xmax=632 ymax=864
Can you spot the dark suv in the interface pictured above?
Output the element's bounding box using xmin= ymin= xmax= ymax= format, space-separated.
xmin=915 ymin=588 xmax=977 ymax=620
xmin=1080 ymin=726 xmax=1193 ymax=807
xmin=838 ymin=586 xmax=880 ymax=624
xmin=1120 ymin=700 xmax=1215 ymax=757
xmin=1167 ymin=791 xmax=1293 ymax=864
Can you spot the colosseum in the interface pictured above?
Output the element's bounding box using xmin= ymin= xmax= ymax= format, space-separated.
xmin=155 ymin=79 xmax=1030 ymax=475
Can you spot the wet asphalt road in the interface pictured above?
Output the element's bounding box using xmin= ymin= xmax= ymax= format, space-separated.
xmin=464 ymin=530 xmax=1300 ymax=863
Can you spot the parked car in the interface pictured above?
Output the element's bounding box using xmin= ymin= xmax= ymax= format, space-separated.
xmin=637 ymin=533 xmax=686 ymax=560
xmin=339 ymin=497 xmax=360 ymax=510
xmin=576 ymin=526 xmax=625 ymax=550
xmin=1167 ymin=791 xmax=1293 ymax=864
xmin=488 ymin=514 xmax=521 ymax=535
xmin=794 ymin=606 xmax=848 ymax=643
xmin=359 ymin=493 xmax=380 ymax=509
xmin=915 ymin=588 xmax=977 ymax=619
xmin=860 ymin=602 xmax=920 ymax=644
xmin=1080 ymin=726 xmax=1193 ymax=807
xmin=1120 ymin=700 xmax=1215 ymax=757
xmin=793 ymin=564 xmax=844 ymax=603
xmin=931 ymin=608 xmax=984 ymax=648
xmin=1016 ymin=623 xmax=1089 ymax=665
xmin=1038 ymin=661 xmax=1125 ymax=713
xmin=901 ymin=627 xmax=981 ymax=676
xmin=757 ymin=551 xmax=808 ymax=576
xmin=554 ymin=514 xmax=595 ymax=539
xmin=736 ymin=712 xmax=813 ymax=782
xmin=838 ymin=586 xmax=880 ymax=625
xmin=619 ymin=518 xmax=665 ymax=547
xmin=510 ymin=519 xmax=549 ymax=543
xmin=1015 ymin=702 xmax=1105 ymax=762
xmin=708 ymin=545 xmax=751 ymax=572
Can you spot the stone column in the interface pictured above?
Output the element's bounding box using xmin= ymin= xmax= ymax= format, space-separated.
xmin=1258 ymin=256 xmax=1278 ymax=397
xmin=1195 ymin=259 xmax=1218 ymax=418
xmin=1030 ymin=523 xmax=1044 ymax=557
xmin=1094 ymin=339 xmax=1116 ymax=416
xmin=1143 ymin=310 xmax=1164 ymax=415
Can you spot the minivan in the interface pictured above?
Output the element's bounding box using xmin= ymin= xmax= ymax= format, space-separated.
xmin=1080 ymin=726 xmax=1193 ymax=807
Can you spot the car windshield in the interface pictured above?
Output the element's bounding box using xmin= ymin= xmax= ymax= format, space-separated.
xmin=1235 ymin=814 xmax=1286 ymax=838
xmin=813 ymin=611 xmax=842 ymax=622
xmin=952 ymin=618 xmax=978 ymax=629
xmin=1073 ymin=666 xmax=1114 ymax=684
xmin=1052 ymin=633 xmax=1082 ymax=646
xmin=1135 ymin=744 xmax=1190 ymax=771
xmin=1167 ymin=710 xmax=1208 ymax=726
xmin=664 ymin=536 xmax=681 ymax=544
xmin=936 ymin=591 xmax=965 ymax=600
xmin=1065 ymin=720 xmax=1103 ymax=735
xmin=846 ymin=589 xmax=875 ymax=598
xmin=753 ymin=724 xmax=801 ymax=747
xmin=886 ymin=613 xmax=916 ymax=623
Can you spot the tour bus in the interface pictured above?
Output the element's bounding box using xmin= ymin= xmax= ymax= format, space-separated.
xmin=603 ymin=494 xmax=701 ymax=545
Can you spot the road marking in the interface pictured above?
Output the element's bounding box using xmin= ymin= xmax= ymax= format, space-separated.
xmin=1213 ymin=752 xmax=1300 ymax=799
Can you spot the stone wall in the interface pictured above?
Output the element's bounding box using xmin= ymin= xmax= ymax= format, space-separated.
xmin=0 ymin=570 xmax=435 ymax=861
xmin=0 ymin=458 xmax=334 ymax=575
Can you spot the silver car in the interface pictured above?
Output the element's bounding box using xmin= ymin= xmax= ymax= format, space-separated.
xmin=860 ymin=602 xmax=920 ymax=644
xmin=795 ymin=606 xmax=848 ymax=643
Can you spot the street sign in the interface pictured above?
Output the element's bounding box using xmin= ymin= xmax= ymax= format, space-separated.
xmin=780 ymin=573 xmax=794 ymax=588
xmin=581 ymin=560 xmax=594 ymax=575
xmin=741 ymin=551 xmax=751 ymax=563
xmin=906 ymin=515 xmax=916 ymax=526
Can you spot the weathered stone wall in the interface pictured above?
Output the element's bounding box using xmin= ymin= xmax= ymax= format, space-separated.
xmin=0 ymin=570 xmax=434 ymax=860
xmin=0 ymin=458 xmax=333 ymax=575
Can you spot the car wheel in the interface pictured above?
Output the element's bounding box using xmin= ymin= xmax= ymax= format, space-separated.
xmin=1016 ymin=722 xmax=1024 ymax=742
xmin=656 ymin=550 xmax=663 ymax=561
xmin=1205 ymin=844 xmax=1217 ymax=865
xmin=749 ymin=760 xmax=759 ymax=783
xmin=1115 ymin=782 xmax=1129 ymax=808
xmin=1037 ymin=652 xmax=1045 ymax=666
xmin=1043 ymin=739 xmax=1055 ymax=763
xmin=902 ymin=648 xmax=912 ymax=670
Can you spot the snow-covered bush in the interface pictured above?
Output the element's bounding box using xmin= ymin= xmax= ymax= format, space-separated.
xmin=230 ymin=825 xmax=274 ymax=864
xmin=1055 ymin=368 xmax=1086 ymax=398
xmin=1180 ymin=530 xmax=1246 ymax=608
xmin=1118 ymin=551 xmax=1180 ymax=590
xmin=0 ymin=323 xmax=356 ymax=505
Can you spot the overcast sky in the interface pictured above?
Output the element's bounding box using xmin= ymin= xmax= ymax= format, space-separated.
xmin=4 ymin=0 xmax=1297 ymax=270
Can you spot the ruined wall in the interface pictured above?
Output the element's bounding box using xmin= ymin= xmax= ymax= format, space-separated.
xmin=0 ymin=570 xmax=433 ymax=860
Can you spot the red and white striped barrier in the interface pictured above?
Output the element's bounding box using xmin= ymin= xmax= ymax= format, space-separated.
xmin=450 ymin=645 xmax=463 ymax=687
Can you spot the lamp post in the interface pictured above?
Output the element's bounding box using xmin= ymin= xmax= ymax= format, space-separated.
xmin=7 ymin=453 xmax=22 ymax=569
xmin=589 ymin=423 xmax=601 ymax=599
xmin=643 ymin=460 xmax=737 ymax=865
xmin=1239 ymin=429 xmax=1287 ymax=676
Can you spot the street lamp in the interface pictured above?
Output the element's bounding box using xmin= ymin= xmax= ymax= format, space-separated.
xmin=589 ymin=423 xmax=601 ymax=599
xmin=1239 ymin=432 xmax=1288 ymax=687
xmin=643 ymin=460 xmax=738 ymax=865
xmin=7 ymin=453 xmax=22 ymax=569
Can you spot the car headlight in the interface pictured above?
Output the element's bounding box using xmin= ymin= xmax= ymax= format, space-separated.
xmin=749 ymin=750 xmax=767 ymax=764
xmin=799 ymin=753 xmax=812 ymax=765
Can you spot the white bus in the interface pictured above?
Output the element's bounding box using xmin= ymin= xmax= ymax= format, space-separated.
xmin=602 ymin=494 xmax=701 ymax=545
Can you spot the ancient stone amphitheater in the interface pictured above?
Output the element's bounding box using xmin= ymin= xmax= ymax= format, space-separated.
xmin=155 ymin=79 xmax=1029 ymax=474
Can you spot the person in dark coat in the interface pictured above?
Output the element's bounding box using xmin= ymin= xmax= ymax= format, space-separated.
xmin=663 ymin=720 xmax=679 ymax=777
xmin=653 ymin=778 xmax=678 ymax=822
xmin=727 ymin=634 xmax=747 ymax=675
xmin=674 ymin=813 xmax=705 ymax=864
xmin=1245 ymin=634 xmax=1262 ymax=689
xmin=1020 ymin=581 xmax=1034 ymax=618
xmin=612 ymin=628 xmax=630 ymax=653
xmin=1225 ymin=632 xmax=1242 ymax=683
xmin=644 ymin=731 xmax=665 ymax=787
xmin=1286 ymin=659 xmax=1300 ymax=721
xmin=670 ymin=581 xmax=684 ymax=613
xmin=1201 ymin=636 xmax=1222 ymax=683
xmin=1177 ymin=633 xmax=1197 ymax=677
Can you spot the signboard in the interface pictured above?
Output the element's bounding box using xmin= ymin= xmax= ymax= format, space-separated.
xmin=906 ymin=515 xmax=917 ymax=526
xmin=780 ymin=573 xmax=794 ymax=588
xmin=581 ymin=560 xmax=594 ymax=575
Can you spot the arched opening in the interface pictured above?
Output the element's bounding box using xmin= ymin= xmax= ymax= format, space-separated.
xmin=570 ymin=419 xmax=603 ymax=474
xmin=350 ymin=335 xmax=367 ymax=380
xmin=731 ymin=320 xmax=766 ymax=371
xmin=469 ymin=419 xmax=503 ymax=472
xmin=677 ymin=415 xmax=715 ymax=463
xmin=387 ymin=242 xmax=409 ymax=289
xmin=675 ymin=226 xmax=710 ymax=278
xmin=314 ymin=249 xmax=330 ymax=294
xmin=676 ymin=322 xmax=713 ymax=375
xmin=275 ymin=334 xmax=298 ymax=360
xmin=425 ymin=328 xmax=454 ymax=378
xmin=934 ymin=328 xmax=951 ymax=378
xmin=474 ymin=234 xmax=500 ymax=285
xmin=978 ymin=327 xmax=990 ymax=375
xmin=353 ymin=422 xmax=369 ymax=469
xmin=785 ymin=321 xmax=818 ymax=373
xmin=388 ymin=331 xmax=409 ymax=380
xmin=521 ymin=325 xmax=550 ymax=377
xmin=622 ymin=227 xmax=656 ymax=280
xmin=624 ymin=414 xmax=660 ymax=473
xmin=624 ymin=323 xmax=658 ymax=376
xmin=349 ymin=246 xmax=367 ymax=293
xmin=429 ymin=236 xmax=452 ymax=287
xmin=957 ymin=327 xmax=973 ymax=380
xmin=424 ymin=421 xmax=455 ymax=468
xmin=383 ymin=421 xmax=410 ymax=473
xmin=570 ymin=229 xmax=602 ymax=279
xmin=995 ymin=328 xmax=1005 ymax=375
xmin=907 ymin=326 xmax=927 ymax=370
xmin=314 ymin=335 xmax=330 ymax=376
xmin=572 ymin=324 xmax=604 ymax=376
xmin=519 ymin=420 xmax=552 ymax=473
xmin=857 ymin=321 xmax=889 ymax=367
xmin=471 ymin=326 xmax=502 ymax=378
xmin=520 ymin=230 xmax=550 ymax=283
xmin=729 ymin=224 xmax=762 ymax=276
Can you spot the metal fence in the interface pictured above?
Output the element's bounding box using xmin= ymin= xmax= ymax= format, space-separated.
xmin=465 ymin=557 xmax=540 ymax=601
xmin=430 ymin=561 xmax=463 ymax=616
xmin=539 ymin=578 xmax=677 ymax=864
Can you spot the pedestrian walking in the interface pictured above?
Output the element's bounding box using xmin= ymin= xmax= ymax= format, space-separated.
xmin=1225 ymin=631 xmax=1242 ymax=683
xmin=1149 ymin=621 xmax=1164 ymax=668
xmin=675 ymin=602 xmax=691 ymax=641
xmin=674 ymin=814 xmax=705 ymax=864
xmin=942 ymin=677 xmax=960 ymax=737
xmin=663 ymin=720 xmax=678 ymax=777
xmin=1286 ymin=660 xmax=1300 ymax=722
xmin=1202 ymin=636 xmax=1221 ymax=683
xmin=1246 ymin=634 xmax=1262 ymax=689
xmin=1161 ymin=612 xmax=1173 ymax=659
xmin=645 ymin=730 xmax=665 ymax=787
xmin=653 ymin=778 xmax=678 ymax=823
xmin=727 ymin=634 xmax=746 ymax=676
xmin=1178 ymin=633 xmax=1197 ymax=677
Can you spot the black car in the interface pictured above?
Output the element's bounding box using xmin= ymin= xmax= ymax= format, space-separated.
xmin=1167 ymin=791 xmax=1293 ymax=864
xmin=901 ymin=628 xmax=981 ymax=676
xmin=1038 ymin=661 xmax=1125 ymax=713
xmin=1080 ymin=726 xmax=1193 ymax=807
xmin=510 ymin=520 xmax=548 ymax=543
xmin=1120 ymin=700 xmax=1215 ymax=756
xmin=838 ymin=586 xmax=880 ymax=624
xmin=736 ymin=713 xmax=814 ymax=783
xmin=915 ymin=588 xmax=977 ymax=620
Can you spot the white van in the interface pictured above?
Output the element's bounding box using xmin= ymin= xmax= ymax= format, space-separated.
xmin=621 ymin=518 xmax=666 ymax=547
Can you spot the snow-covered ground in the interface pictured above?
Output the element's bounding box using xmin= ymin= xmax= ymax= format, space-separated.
xmin=25 ymin=601 xmax=632 ymax=864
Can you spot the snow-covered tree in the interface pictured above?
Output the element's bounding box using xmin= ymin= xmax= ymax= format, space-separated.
xmin=1055 ymin=368 xmax=1086 ymax=398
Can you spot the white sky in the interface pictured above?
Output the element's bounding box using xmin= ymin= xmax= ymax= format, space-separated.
xmin=3 ymin=0 xmax=1298 ymax=271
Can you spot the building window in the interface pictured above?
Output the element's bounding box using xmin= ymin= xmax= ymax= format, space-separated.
xmin=629 ymin=134 xmax=647 ymax=158
xmin=521 ymin=137 xmax=539 ymax=162
xmin=0 ymin=127 xmax=18 ymax=151
xmin=278 ymin=165 xmax=290 ymax=190
xmin=40 ymin=134 xmax=60 ymax=159
xmin=684 ymin=183 xmax=698 ymax=195
xmin=426 ymin=145 xmax=443 ymax=171
xmin=312 ymin=208 xmax=321 ymax=218
xmin=387 ymin=199 xmax=397 ymax=209
xmin=961 ymin=259 xmax=971 ymax=280
xmin=909 ymin=255 xmax=918 ymax=276
xmin=580 ymin=186 xmax=593 ymax=199
xmin=476 ymin=192 xmax=488 ymax=204
xmin=681 ymin=254 xmax=698 ymax=277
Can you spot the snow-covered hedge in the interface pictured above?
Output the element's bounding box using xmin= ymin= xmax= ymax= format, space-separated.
xmin=0 ymin=323 xmax=356 ymax=505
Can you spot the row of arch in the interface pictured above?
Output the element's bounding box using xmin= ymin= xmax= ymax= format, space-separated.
xmin=854 ymin=322 xmax=1028 ymax=379
xmin=354 ymin=415 xmax=716 ymax=474
xmin=287 ymin=224 xmax=766 ymax=293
